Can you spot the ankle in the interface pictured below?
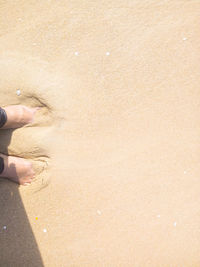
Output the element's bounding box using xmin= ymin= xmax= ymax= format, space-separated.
xmin=2 ymin=106 xmax=23 ymax=129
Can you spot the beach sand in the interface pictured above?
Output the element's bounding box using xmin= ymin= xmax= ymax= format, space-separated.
xmin=0 ymin=0 xmax=200 ymax=266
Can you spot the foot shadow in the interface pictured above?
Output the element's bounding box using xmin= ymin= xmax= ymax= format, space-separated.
xmin=0 ymin=129 xmax=44 ymax=266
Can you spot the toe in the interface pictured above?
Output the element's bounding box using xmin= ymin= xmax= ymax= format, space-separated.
xmin=22 ymin=179 xmax=32 ymax=185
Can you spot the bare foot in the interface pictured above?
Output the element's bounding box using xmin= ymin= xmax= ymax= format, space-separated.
xmin=0 ymin=154 xmax=35 ymax=185
xmin=2 ymin=105 xmax=40 ymax=129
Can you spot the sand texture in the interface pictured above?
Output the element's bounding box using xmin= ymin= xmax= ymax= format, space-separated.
xmin=0 ymin=0 xmax=200 ymax=266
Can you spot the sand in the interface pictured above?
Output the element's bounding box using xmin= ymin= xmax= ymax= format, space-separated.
xmin=0 ymin=0 xmax=200 ymax=266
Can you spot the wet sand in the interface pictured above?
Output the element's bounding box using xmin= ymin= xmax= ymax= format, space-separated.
xmin=0 ymin=0 xmax=200 ymax=266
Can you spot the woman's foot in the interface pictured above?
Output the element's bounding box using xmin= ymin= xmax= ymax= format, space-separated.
xmin=0 ymin=154 xmax=35 ymax=185
xmin=2 ymin=105 xmax=40 ymax=129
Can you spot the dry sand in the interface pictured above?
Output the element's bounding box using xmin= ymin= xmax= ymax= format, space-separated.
xmin=0 ymin=0 xmax=200 ymax=266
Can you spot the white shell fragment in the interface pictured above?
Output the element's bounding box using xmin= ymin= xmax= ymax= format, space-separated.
xmin=97 ymin=210 xmax=102 ymax=215
xmin=16 ymin=89 xmax=21 ymax=96
xmin=183 ymin=37 xmax=187 ymax=41
xmin=74 ymin=51 xmax=79 ymax=56
xmin=3 ymin=226 xmax=7 ymax=230
xmin=174 ymin=222 xmax=177 ymax=227
xmin=43 ymin=228 xmax=47 ymax=233
xmin=106 ymin=52 xmax=110 ymax=56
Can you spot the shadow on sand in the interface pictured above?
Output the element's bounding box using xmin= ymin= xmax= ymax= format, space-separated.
xmin=0 ymin=128 xmax=44 ymax=266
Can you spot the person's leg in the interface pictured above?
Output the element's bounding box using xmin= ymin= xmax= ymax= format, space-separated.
xmin=0 ymin=105 xmax=39 ymax=185
xmin=1 ymin=105 xmax=40 ymax=129
xmin=0 ymin=153 xmax=35 ymax=185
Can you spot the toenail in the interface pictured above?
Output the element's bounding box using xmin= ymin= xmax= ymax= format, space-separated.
xmin=24 ymin=182 xmax=31 ymax=186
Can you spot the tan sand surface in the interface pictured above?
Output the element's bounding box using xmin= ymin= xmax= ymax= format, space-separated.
xmin=0 ymin=0 xmax=200 ymax=266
